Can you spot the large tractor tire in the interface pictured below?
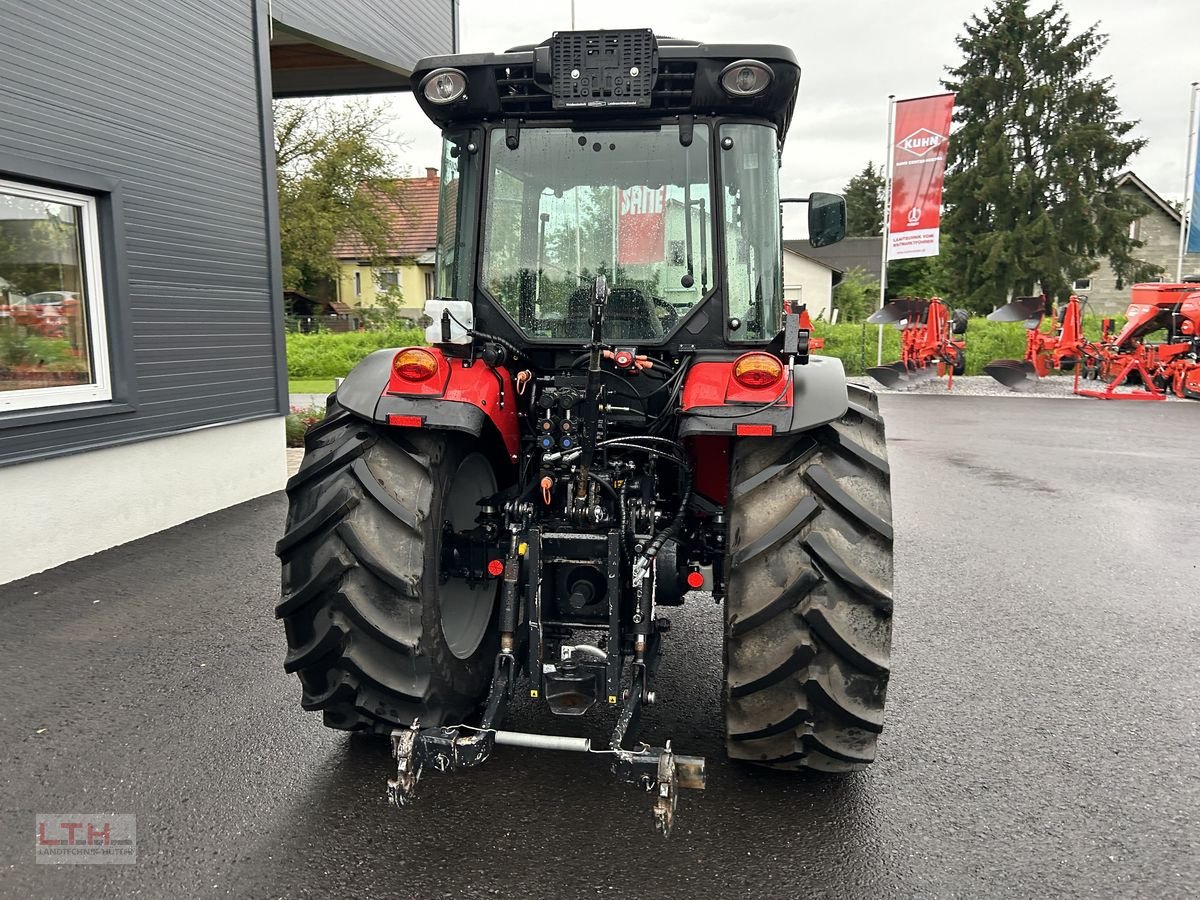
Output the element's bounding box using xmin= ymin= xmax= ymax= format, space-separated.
xmin=276 ymin=402 xmax=500 ymax=734
xmin=723 ymin=384 xmax=893 ymax=772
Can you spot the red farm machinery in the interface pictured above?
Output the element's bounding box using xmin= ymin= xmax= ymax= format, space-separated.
xmin=983 ymin=293 xmax=1088 ymax=390
xmin=985 ymin=281 xmax=1200 ymax=400
xmin=866 ymin=296 xmax=968 ymax=389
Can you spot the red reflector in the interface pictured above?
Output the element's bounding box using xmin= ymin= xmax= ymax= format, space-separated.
xmin=487 ymin=559 xmax=504 ymax=577
xmin=387 ymin=414 xmax=424 ymax=428
xmin=686 ymin=570 xmax=705 ymax=590
xmin=735 ymin=423 xmax=775 ymax=436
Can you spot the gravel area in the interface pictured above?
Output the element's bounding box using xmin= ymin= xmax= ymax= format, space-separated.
xmin=286 ymin=447 xmax=304 ymax=477
xmin=850 ymin=373 xmax=1186 ymax=400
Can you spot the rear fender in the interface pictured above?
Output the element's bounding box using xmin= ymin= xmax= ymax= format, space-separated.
xmin=335 ymin=348 xmax=520 ymax=462
xmin=679 ymin=354 xmax=848 ymax=438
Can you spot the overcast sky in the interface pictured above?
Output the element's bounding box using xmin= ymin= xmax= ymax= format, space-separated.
xmin=378 ymin=0 xmax=1198 ymax=237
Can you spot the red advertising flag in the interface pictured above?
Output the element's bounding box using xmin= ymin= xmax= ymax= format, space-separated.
xmin=887 ymin=93 xmax=955 ymax=261
xmin=617 ymin=186 xmax=666 ymax=265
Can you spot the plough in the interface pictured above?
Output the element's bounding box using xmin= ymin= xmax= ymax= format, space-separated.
xmin=983 ymin=294 xmax=1086 ymax=390
xmin=866 ymin=296 xmax=967 ymax=389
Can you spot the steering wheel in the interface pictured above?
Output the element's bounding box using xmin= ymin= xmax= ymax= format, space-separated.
xmin=652 ymin=296 xmax=679 ymax=332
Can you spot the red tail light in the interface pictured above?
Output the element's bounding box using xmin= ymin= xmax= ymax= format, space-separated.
xmin=732 ymin=352 xmax=784 ymax=389
xmin=393 ymin=348 xmax=438 ymax=382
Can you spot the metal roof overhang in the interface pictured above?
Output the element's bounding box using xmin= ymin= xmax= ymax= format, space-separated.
xmin=270 ymin=25 xmax=413 ymax=98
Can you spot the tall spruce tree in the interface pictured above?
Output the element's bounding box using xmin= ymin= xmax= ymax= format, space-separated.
xmin=942 ymin=1 xmax=1159 ymax=312
xmin=843 ymin=162 xmax=885 ymax=237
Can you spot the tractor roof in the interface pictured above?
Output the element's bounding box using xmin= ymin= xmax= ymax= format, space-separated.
xmin=411 ymin=31 xmax=801 ymax=141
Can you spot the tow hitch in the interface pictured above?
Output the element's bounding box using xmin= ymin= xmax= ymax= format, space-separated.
xmin=387 ymin=725 xmax=705 ymax=836
xmin=386 ymin=640 xmax=706 ymax=836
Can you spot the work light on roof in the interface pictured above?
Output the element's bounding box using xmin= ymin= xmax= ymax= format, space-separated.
xmin=421 ymin=68 xmax=468 ymax=105
xmin=719 ymin=59 xmax=772 ymax=97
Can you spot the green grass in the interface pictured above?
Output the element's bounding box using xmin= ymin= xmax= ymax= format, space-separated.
xmin=288 ymin=377 xmax=340 ymax=395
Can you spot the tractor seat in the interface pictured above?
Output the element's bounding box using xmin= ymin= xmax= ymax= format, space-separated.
xmin=565 ymin=285 xmax=662 ymax=341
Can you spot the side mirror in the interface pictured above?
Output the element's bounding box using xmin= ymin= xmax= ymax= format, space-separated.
xmin=807 ymin=191 xmax=846 ymax=248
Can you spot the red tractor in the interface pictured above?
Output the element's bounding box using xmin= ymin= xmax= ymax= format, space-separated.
xmin=984 ymin=293 xmax=1088 ymax=390
xmin=1078 ymin=280 xmax=1200 ymax=400
xmin=275 ymin=31 xmax=894 ymax=834
xmin=866 ymin=296 xmax=968 ymax=389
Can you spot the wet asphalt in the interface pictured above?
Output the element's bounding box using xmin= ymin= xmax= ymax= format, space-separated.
xmin=1 ymin=395 xmax=1198 ymax=899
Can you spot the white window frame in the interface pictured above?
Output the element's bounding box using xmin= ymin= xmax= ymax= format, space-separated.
xmin=0 ymin=178 xmax=112 ymax=412
xmin=1072 ymin=278 xmax=1091 ymax=291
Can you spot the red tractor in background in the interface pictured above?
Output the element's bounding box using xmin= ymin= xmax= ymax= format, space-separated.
xmin=866 ymin=296 xmax=968 ymax=389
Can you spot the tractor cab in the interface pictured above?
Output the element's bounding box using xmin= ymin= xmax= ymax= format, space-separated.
xmin=412 ymin=30 xmax=845 ymax=351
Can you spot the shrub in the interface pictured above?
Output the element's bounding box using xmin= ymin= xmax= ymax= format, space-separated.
xmin=286 ymin=403 xmax=326 ymax=447
xmin=286 ymin=326 xmax=424 ymax=378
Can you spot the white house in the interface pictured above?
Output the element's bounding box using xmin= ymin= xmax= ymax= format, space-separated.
xmin=782 ymin=243 xmax=842 ymax=320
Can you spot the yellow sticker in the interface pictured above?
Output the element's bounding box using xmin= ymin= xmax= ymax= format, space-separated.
xmin=530 ymin=689 xmax=539 ymax=698
xmin=518 ymin=542 xmax=528 ymax=557
xmin=608 ymin=695 xmax=618 ymax=705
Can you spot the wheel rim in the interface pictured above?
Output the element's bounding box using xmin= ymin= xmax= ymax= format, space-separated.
xmin=440 ymin=452 xmax=498 ymax=660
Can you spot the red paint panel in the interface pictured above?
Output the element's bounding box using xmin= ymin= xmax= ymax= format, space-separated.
xmin=383 ymin=348 xmax=520 ymax=459
xmin=681 ymin=361 xmax=793 ymax=410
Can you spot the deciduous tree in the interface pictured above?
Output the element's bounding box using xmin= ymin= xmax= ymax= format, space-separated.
xmin=274 ymin=101 xmax=404 ymax=297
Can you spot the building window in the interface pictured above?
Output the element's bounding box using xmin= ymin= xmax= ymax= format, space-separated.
xmin=0 ymin=179 xmax=111 ymax=412
xmin=376 ymin=270 xmax=400 ymax=291
xmin=1129 ymin=219 xmax=1141 ymax=241
xmin=669 ymin=240 xmax=685 ymax=265
xmin=1072 ymin=278 xmax=1091 ymax=291
xmin=354 ymin=271 xmax=362 ymax=297
xmin=424 ymin=270 xmax=435 ymax=301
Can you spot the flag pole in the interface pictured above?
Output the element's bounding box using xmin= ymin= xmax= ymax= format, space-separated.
xmin=1177 ymin=82 xmax=1199 ymax=283
xmin=877 ymin=95 xmax=896 ymax=365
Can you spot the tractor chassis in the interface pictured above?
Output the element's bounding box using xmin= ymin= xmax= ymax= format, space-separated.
xmin=387 ymin=525 xmax=707 ymax=836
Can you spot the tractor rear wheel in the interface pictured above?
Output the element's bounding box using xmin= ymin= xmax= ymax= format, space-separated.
xmin=276 ymin=408 xmax=500 ymax=733
xmin=723 ymin=384 xmax=893 ymax=771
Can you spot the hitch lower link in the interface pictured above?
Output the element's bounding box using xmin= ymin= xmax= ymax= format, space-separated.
xmin=385 ymin=657 xmax=705 ymax=836
xmin=387 ymin=724 xmax=704 ymax=836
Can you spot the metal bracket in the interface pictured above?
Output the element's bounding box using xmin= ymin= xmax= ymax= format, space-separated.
xmin=387 ymin=723 xmax=423 ymax=807
xmin=654 ymin=743 xmax=678 ymax=837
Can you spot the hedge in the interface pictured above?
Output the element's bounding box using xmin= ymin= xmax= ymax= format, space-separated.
xmin=286 ymin=327 xmax=424 ymax=378
xmin=286 ymin=317 xmax=1124 ymax=379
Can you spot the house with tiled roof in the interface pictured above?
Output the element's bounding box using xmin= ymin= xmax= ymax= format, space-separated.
xmin=333 ymin=167 xmax=441 ymax=316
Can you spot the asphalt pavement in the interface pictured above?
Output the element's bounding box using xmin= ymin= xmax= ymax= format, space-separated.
xmin=2 ymin=395 xmax=1198 ymax=899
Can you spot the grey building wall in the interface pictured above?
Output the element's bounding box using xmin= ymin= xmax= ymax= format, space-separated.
xmin=1085 ymin=183 xmax=1200 ymax=313
xmin=0 ymin=0 xmax=453 ymax=468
